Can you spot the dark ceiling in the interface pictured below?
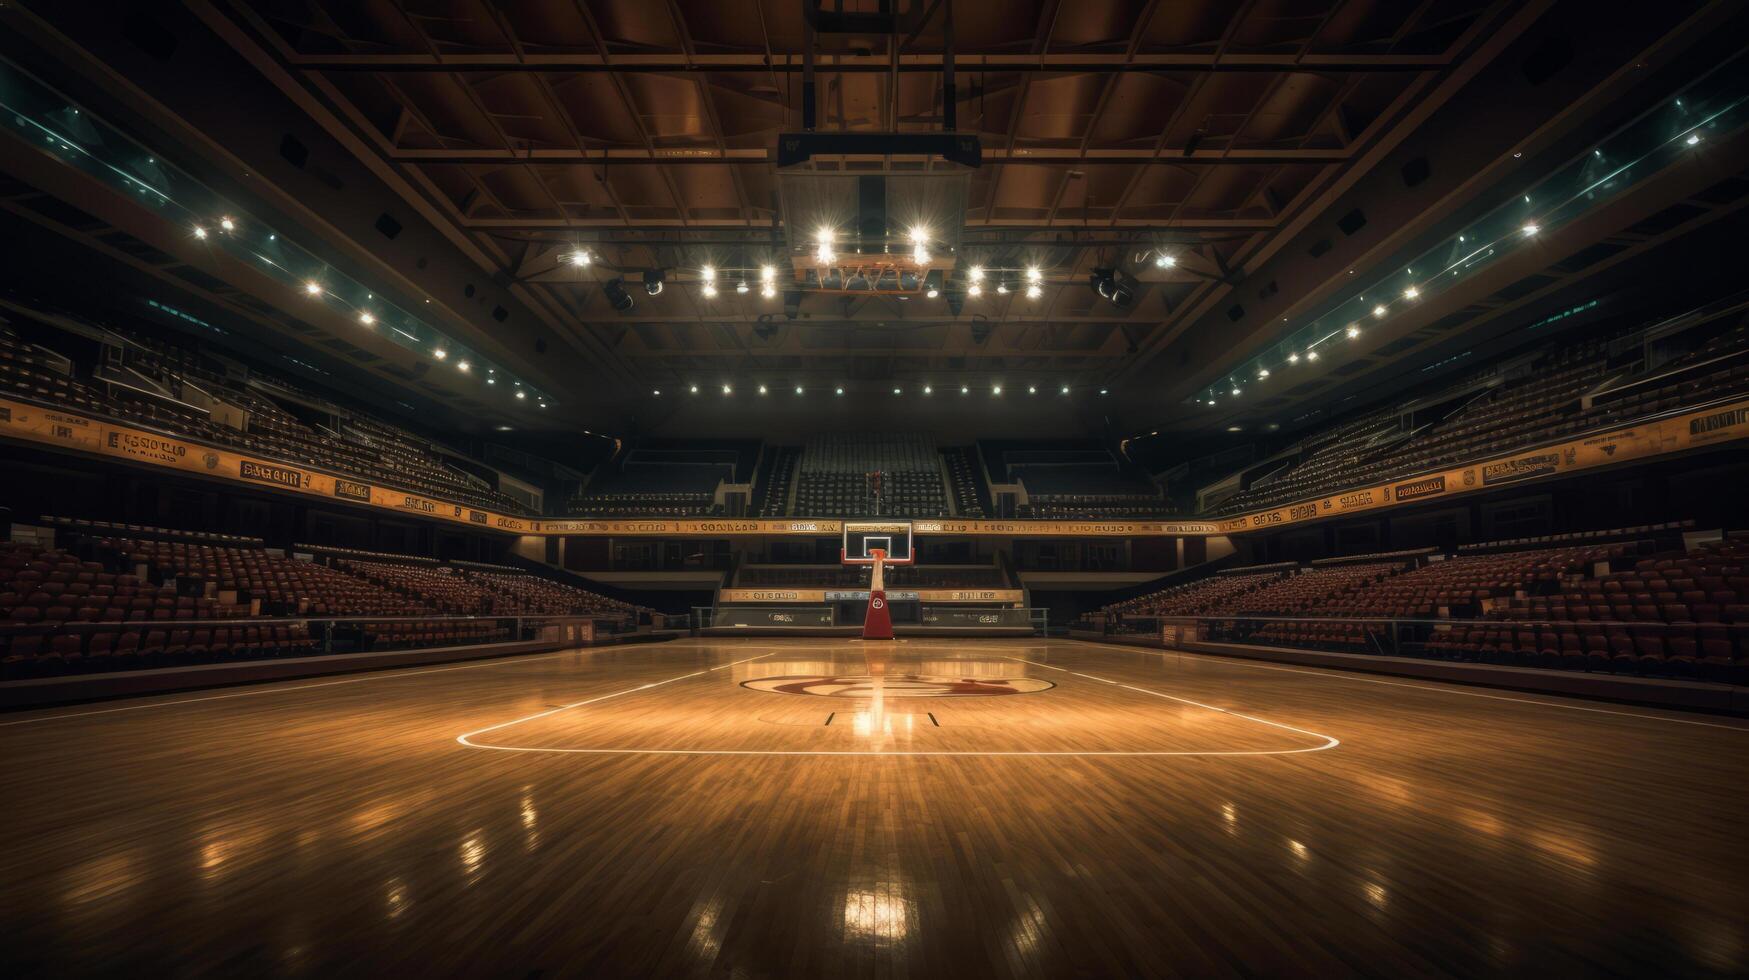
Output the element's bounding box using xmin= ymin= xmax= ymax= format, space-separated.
xmin=0 ymin=0 xmax=1744 ymax=451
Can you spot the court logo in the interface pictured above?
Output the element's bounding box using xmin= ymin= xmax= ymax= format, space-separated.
xmin=741 ymin=674 xmax=1056 ymax=698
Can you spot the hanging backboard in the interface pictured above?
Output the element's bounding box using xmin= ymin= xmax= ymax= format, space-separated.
xmin=841 ymin=520 xmax=914 ymax=565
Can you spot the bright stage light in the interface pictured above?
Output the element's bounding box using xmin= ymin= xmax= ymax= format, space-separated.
xmin=795 ymin=386 xmax=804 ymax=395
xmin=967 ymin=283 xmax=982 ymax=297
xmin=1027 ymin=385 xmax=1037 ymax=394
xmin=303 ymin=281 xmax=321 ymax=296
xmin=1025 ymin=283 xmax=1042 ymax=299
xmin=1404 ymin=286 xmax=1419 ymax=299
xmin=1307 ymin=350 xmax=1320 ymax=361
xmin=835 ymin=386 xmax=844 ymax=395
xmin=515 ymin=390 xmax=527 ymax=400
xmin=722 ymin=385 xmax=732 ymax=395
xmin=1258 ymin=369 xmax=1269 ymax=379
xmin=908 ymin=226 xmax=929 ymax=246
xmin=690 ymin=385 xmax=700 ymax=394
xmin=992 ymin=385 xmax=1002 ymax=395
xmin=926 ymin=287 xmax=939 ymax=298
xmin=923 ymin=385 xmax=932 ymax=394
xmin=761 ymin=283 xmax=775 ymax=298
xmin=1026 ymin=266 xmax=1042 ymax=283
xmin=1060 ymin=385 xmax=1070 ymax=394
xmin=758 ymin=385 xmax=768 ymax=395
xmin=358 ymin=311 xmax=375 ymax=325
xmin=567 ymin=250 xmax=591 ymax=267
xmin=193 ymin=226 xmax=208 ymax=239
xmin=457 ymin=361 xmax=470 ymax=372
xmin=760 ymin=264 xmax=775 ymax=282
xmin=1373 ymin=304 xmax=1387 ymax=318
xmin=1523 ymin=223 xmax=1539 ymax=235
xmin=1154 ymin=252 xmax=1176 ymax=268
xmin=1347 ymin=324 xmax=1360 ymax=338
xmin=893 ymin=387 xmax=902 ymax=395
xmin=219 ymin=216 xmax=235 ymax=232
xmin=652 ymin=389 xmax=661 ymax=396
xmin=968 ymin=265 xmax=984 ymax=282
xmin=433 ymin=348 xmax=447 ymax=360
xmin=701 ymin=265 xmax=716 ymax=281
xmin=703 ymin=283 xmax=718 ymax=297
xmin=736 ymin=281 xmax=750 ymax=295
xmin=1289 ymin=352 xmax=1300 ymax=363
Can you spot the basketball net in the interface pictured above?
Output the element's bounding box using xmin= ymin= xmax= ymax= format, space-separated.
xmin=862 ymin=547 xmax=894 ymax=640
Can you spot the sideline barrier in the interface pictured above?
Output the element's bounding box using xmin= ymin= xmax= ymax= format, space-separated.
xmin=695 ymin=606 xmax=1048 ymax=636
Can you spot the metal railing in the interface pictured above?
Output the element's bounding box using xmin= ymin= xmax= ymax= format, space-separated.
xmin=1078 ymin=613 xmax=1745 ymax=682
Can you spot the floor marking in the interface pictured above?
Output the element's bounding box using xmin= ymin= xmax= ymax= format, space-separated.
xmin=1067 ymin=639 xmax=1749 ymax=733
xmin=824 ymin=712 xmax=836 ymax=727
xmin=0 ymin=643 xmax=647 ymax=729
xmin=455 ymin=652 xmax=1341 ymax=758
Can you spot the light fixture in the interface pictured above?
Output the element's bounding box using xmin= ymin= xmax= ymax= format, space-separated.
xmin=358 ymin=311 xmax=375 ymax=325
xmin=515 ymin=390 xmax=527 ymax=400
xmin=758 ymin=384 xmax=768 ymax=395
xmin=1347 ymin=324 xmax=1360 ymax=338
xmin=1231 ymin=386 xmax=1241 ymax=396
xmin=1373 ymin=304 xmax=1387 ymax=318
xmin=1289 ymin=352 xmax=1301 ymax=363
xmin=1522 ymin=223 xmax=1540 ymax=235
xmin=835 ymin=386 xmax=844 ymax=395
xmin=193 ymin=226 xmax=208 ymax=239
xmin=893 ymin=387 xmax=902 ymax=395
xmin=1404 ymin=286 xmax=1419 ymax=299
xmin=690 ymin=385 xmax=700 ymax=394
xmin=922 ymin=385 xmax=932 ymax=395
xmin=603 ymin=278 xmax=634 ymax=312
xmin=219 ymin=216 xmax=236 ymax=232
xmin=815 ymin=228 xmax=835 ymax=264
xmin=961 ymin=385 xmax=970 ymax=395
xmin=761 ymin=282 xmax=775 ymax=299
xmin=760 ymin=264 xmax=775 ymax=283
xmin=567 ymin=250 xmax=591 ymax=267
xmin=913 ymin=244 xmax=930 ymax=265
xmin=457 ymin=360 xmax=471 ymax=372
xmin=644 ymin=269 xmax=665 ymax=296
xmin=736 ymin=280 xmax=750 ymax=295
xmin=992 ymin=385 xmax=1002 ymax=395
xmin=721 ymin=384 xmax=732 ymax=395
xmin=996 ymin=281 xmax=1010 ymax=295
xmin=303 ymin=281 xmax=322 ymax=296
xmin=908 ymin=226 xmax=929 ymax=246
xmin=433 ymin=348 xmax=448 ymax=360
xmin=1308 ymin=350 xmax=1320 ymax=361
xmin=1098 ymin=389 xmax=1109 ymax=396
xmin=1227 ymin=426 xmax=1243 ymax=433
xmin=701 ymin=264 xmax=716 ymax=282
xmin=1686 ymin=133 xmax=1701 ymax=145
xmin=1026 ymin=266 xmax=1042 ymax=283
xmin=703 ymin=283 xmax=718 ymax=297
xmin=968 ymin=283 xmax=982 ymax=297
xmin=1027 ymin=385 xmax=1037 ymax=394
xmin=652 ymin=389 xmax=661 ymax=396
xmin=486 ymin=378 xmax=496 ymax=385
xmin=1258 ymin=369 xmax=1269 ymax=379
xmin=795 ymin=386 xmax=804 ymax=395
xmin=1060 ymin=385 xmax=1070 ymax=394
xmin=1154 ymin=252 xmax=1176 ymax=268
xmin=926 ymin=286 xmax=939 ymax=299
xmin=1025 ymin=283 xmax=1042 ymax=300
xmin=969 ymin=266 xmax=985 ymax=282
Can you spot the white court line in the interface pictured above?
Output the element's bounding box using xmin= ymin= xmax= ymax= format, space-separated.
xmin=455 ymin=652 xmax=1341 ymax=758
xmin=1069 ymin=638 xmax=1749 ymax=733
xmin=0 ymin=642 xmax=731 ymax=729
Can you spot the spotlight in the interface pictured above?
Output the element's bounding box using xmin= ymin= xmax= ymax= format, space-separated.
xmin=1308 ymin=350 xmax=1320 ymax=361
xmin=652 ymin=389 xmax=661 ymax=396
xmin=486 ymin=378 xmax=496 ymax=385
xmin=567 ymin=250 xmax=591 ymax=267
xmin=358 ymin=311 xmax=375 ymax=325
xmin=690 ymin=385 xmax=700 ymax=394
xmin=736 ymin=280 xmax=750 ymax=295
xmin=1026 ymin=266 xmax=1042 ymax=283
xmin=1230 ymin=386 xmax=1241 ymax=396
xmin=516 ymin=390 xmax=527 ymax=400
xmin=303 ymin=281 xmax=321 ymax=296
xmin=996 ymin=281 xmax=1011 ymax=295
xmin=761 ymin=282 xmax=776 ymax=299
xmin=1154 ymin=252 xmax=1176 ymax=268
xmin=835 ymin=386 xmax=844 ymax=395
xmin=760 ymin=264 xmax=775 ymax=282
xmin=1091 ymin=268 xmax=1133 ymax=308
xmin=969 ymin=266 xmax=985 ymax=282
xmin=457 ymin=360 xmax=470 ymax=372
xmin=603 ymin=278 xmax=634 ymax=312
xmin=193 ymin=226 xmax=208 ymax=239
xmin=1026 ymin=283 xmax=1042 ymax=300
xmin=926 ymin=286 xmax=939 ymax=299
xmin=434 ymin=349 xmax=447 ymax=360
xmin=1258 ymin=369 xmax=1269 ymax=379
xmin=961 ymin=386 xmax=970 ymax=395
xmin=1289 ymin=352 xmax=1300 ymax=363
xmin=1060 ymin=385 xmax=1070 ymax=394
xmin=795 ymin=386 xmax=804 ymax=395
xmin=1522 ymin=223 xmax=1540 ymax=235
xmin=1347 ymin=324 xmax=1360 ymax=339
xmin=701 ymin=265 xmax=716 ymax=282
xmin=758 ymin=385 xmax=767 ymax=395
xmin=893 ymin=387 xmax=902 ymax=395
xmin=923 ymin=385 xmax=932 ymax=394
xmin=908 ymin=226 xmax=929 ymax=246
xmin=644 ymin=269 xmax=666 ymax=296
xmin=1686 ymin=133 xmax=1701 ymax=145
xmin=1099 ymin=388 xmax=1109 ymax=395
xmin=1373 ymin=304 xmax=1387 ymax=318
xmin=219 ymin=216 xmax=235 ymax=232
xmin=1403 ymin=286 xmax=1419 ymax=299
xmin=967 ymin=283 xmax=982 ymax=297
xmin=1027 ymin=385 xmax=1037 ymax=394
xmin=722 ymin=385 xmax=732 ymax=395
xmin=703 ymin=283 xmax=718 ymax=298
xmin=993 ymin=385 xmax=1002 ymax=395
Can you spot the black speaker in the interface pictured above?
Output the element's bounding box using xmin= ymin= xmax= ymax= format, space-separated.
xmin=1401 ymin=157 xmax=1431 ymax=188
xmin=1338 ymin=208 xmax=1367 ymax=236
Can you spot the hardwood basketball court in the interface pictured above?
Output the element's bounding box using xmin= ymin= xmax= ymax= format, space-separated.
xmin=3 ymin=638 xmax=1745 ymax=976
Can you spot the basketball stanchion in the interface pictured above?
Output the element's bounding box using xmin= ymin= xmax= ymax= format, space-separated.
xmin=863 ymin=547 xmax=894 ymax=640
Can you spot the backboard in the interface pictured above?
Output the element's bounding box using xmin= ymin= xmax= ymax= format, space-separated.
xmin=841 ymin=520 xmax=914 ymax=565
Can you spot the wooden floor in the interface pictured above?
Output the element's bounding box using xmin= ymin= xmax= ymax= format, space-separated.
xmin=2 ymin=637 xmax=1746 ymax=977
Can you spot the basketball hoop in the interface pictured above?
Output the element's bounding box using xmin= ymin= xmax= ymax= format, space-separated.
xmin=841 ymin=520 xmax=913 ymax=641
xmin=862 ymin=548 xmax=893 ymax=640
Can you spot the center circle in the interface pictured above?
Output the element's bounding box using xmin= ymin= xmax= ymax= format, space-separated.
xmin=741 ymin=674 xmax=1056 ymax=698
